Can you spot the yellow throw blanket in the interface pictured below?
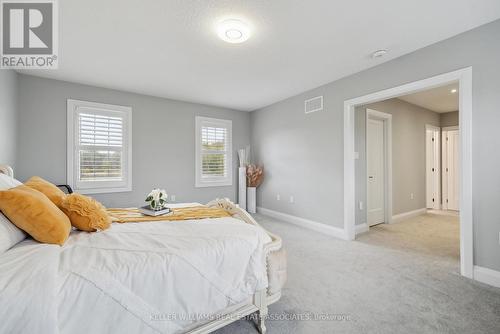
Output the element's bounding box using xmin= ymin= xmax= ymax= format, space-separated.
xmin=107 ymin=206 xmax=231 ymax=223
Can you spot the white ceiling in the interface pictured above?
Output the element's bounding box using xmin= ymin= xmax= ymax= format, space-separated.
xmin=398 ymin=83 xmax=459 ymax=113
xmin=19 ymin=0 xmax=500 ymax=111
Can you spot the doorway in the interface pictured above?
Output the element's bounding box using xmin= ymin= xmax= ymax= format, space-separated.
xmin=344 ymin=67 xmax=473 ymax=279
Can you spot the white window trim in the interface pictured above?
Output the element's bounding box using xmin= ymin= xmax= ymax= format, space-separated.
xmin=67 ymin=99 xmax=132 ymax=194
xmin=195 ymin=116 xmax=233 ymax=188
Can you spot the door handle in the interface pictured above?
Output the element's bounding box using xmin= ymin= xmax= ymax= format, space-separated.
xmin=368 ymin=176 xmax=374 ymax=179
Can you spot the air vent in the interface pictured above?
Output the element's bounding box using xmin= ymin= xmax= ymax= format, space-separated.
xmin=304 ymin=96 xmax=323 ymax=114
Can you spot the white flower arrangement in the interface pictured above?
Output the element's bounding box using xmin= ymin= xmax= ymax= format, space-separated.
xmin=145 ymin=188 xmax=168 ymax=210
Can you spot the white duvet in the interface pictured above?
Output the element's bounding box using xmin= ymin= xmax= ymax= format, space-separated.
xmin=0 ymin=213 xmax=271 ymax=334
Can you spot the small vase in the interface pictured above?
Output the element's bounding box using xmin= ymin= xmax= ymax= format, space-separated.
xmin=247 ymin=187 xmax=256 ymax=213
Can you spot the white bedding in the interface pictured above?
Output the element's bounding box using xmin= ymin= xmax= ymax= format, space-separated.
xmin=0 ymin=213 xmax=271 ymax=334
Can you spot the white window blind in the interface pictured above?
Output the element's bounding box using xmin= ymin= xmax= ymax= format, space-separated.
xmin=79 ymin=113 xmax=123 ymax=181
xmin=195 ymin=117 xmax=232 ymax=187
xmin=67 ymin=100 xmax=132 ymax=194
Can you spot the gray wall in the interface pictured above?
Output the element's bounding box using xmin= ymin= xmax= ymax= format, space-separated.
xmin=16 ymin=74 xmax=250 ymax=207
xmin=440 ymin=111 xmax=459 ymax=127
xmin=354 ymin=99 xmax=440 ymax=226
xmin=0 ymin=70 xmax=18 ymax=169
xmin=251 ymin=19 xmax=500 ymax=271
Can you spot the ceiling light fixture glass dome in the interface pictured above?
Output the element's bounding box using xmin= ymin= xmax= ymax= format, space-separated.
xmin=217 ymin=19 xmax=251 ymax=44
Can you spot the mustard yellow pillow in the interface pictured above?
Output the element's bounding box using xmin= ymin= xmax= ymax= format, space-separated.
xmin=0 ymin=185 xmax=71 ymax=245
xmin=61 ymin=193 xmax=111 ymax=232
xmin=24 ymin=176 xmax=66 ymax=207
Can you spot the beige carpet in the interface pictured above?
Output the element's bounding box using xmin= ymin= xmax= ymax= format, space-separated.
xmin=360 ymin=212 xmax=460 ymax=261
xmin=215 ymin=212 xmax=500 ymax=334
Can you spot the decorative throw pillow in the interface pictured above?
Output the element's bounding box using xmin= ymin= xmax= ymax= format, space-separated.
xmin=0 ymin=185 xmax=71 ymax=245
xmin=60 ymin=193 xmax=111 ymax=232
xmin=24 ymin=176 xmax=66 ymax=207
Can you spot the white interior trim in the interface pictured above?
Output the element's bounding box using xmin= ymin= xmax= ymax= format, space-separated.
xmin=473 ymin=266 xmax=500 ymax=289
xmin=195 ymin=116 xmax=233 ymax=188
xmin=67 ymin=99 xmax=133 ymax=194
xmin=427 ymin=209 xmax=459 ymax=216
xmin=355 ymin=223 xmax=369 ymax=235
xmin=366 ymin=109 xmax=393 ymax=226
xmin=442 ymin=126 xmax=459 ymax=131
xmin=257 ymin=207 xmax=348 ymax=240
xmin=425 ymin=124 xmax=441 ymax=130
xmin=344 ymin=67 xmax=473 ymax=279
xmin=391 ymin=208 xmax=427 ymax=224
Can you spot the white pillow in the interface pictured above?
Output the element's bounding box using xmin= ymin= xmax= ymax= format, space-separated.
xmin=0 ymin=213 xmax=26 ymax=253
xmin=0 ymin=173 xmax=22 ymax=189
xmin=0 ymin=173 xmax=26 ymax=253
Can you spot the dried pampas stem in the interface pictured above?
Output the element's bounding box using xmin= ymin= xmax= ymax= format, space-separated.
xmin=238 ymin=147 xmax=250 ymax=167
xmin=246 ymin=164 xmax=264 ymax=188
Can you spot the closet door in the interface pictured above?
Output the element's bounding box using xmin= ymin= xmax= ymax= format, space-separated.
xmin=426 ymin=126 xmax=441 ymax=209
xmin=443 ymin=129 xmax=459 ymax=211
xmin=367 ymin=118 xmax=386 ymax=226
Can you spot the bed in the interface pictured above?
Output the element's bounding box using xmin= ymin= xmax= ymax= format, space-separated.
xmin=0 ymin=165 xmax=286 ymax=334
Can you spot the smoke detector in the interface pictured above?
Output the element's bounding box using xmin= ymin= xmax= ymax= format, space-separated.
xmin=371 ymin=49 xmax=388 ymax=59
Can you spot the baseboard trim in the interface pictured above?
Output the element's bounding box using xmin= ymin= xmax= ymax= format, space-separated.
xmin=391 ymin=208 xmax=427 ymax=224
xmin=474 ymin=266 xmax=500 ymax=288
xmin=355 ymin=223 xmax=369 ymax=235
xmin=257 ymin=207 xmax=347 ymax=240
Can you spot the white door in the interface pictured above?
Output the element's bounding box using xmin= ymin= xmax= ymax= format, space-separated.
xmin=443 ymin=129 xmax=459 ymax=211
xmin=367 ymin=118 xmax=385 ymax=226
xmin=426 ymin=126 xmax=441 ymax=209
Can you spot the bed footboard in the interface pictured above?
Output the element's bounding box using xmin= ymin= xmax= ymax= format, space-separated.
xmin=207 ymin=198 xmax=286 ymax=334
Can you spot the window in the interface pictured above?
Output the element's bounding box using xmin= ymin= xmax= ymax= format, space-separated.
xmin=195 ymin=116 xmax=232 ymax=187
xmin=67 ymin=99 xmax=132 ymax=194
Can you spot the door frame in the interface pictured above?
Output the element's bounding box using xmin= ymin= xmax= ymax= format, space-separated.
xmin=366 ymin=109 xmax=393 ymax=226
xmin=425 ymin=124 xmax=441 ymax=210
xmin=344 ymin=67 xmax=473 ymax=279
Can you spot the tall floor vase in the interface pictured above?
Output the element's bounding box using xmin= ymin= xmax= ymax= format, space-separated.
xmin=238 ymin=167 xmax=247 ymax=210
xmin=247 ymin=187 xmax=256 ymax=213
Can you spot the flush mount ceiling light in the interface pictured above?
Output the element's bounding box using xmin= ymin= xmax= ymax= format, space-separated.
xmin=451 ymin=88 xmax=458 ymax=93
xmin=217 ymin=19 xmax=251 ymax=44
xmin=371 ymin=49 xmax=388 ymax=59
